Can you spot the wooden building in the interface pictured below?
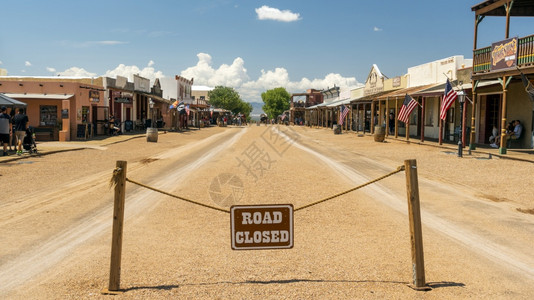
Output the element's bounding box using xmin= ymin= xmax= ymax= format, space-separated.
xmin=471 ymin=0 xmax=534 ymax=153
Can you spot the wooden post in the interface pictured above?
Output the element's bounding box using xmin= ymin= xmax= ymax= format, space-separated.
xmin=439 ymin=96 xmax=443 ymax=145
xmin=499 ymin=77 xmax=508 ymax=154
xmin=469 ymin=86 xmax=477 ymax=150
xmin=385 ymin=97 xmax=390 ymax=137
xmin=420 ymin=97 xmax=425 ymax=142
xmin=404 ymin=159 xmax=429 ymax=290
xmin=406 ymin=120 xmax=410 ymax=141
xmin=371 ymin=101 xmax=375 ymax=134
xmin=461 ymin=99 xmax=467 ymax=147
xmin=395 ymin=97 xmax=398 ymax=138
xmin=378 ymin=99 xmax=383 ymax=127
xmin=106 ymin=160 xmax=127 ymax=293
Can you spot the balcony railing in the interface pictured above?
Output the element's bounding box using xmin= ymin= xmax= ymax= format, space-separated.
xmin=473 ymin=34 xmax=534 ymax=74
xmin=291 ymin=101 xmax=306 ymax=108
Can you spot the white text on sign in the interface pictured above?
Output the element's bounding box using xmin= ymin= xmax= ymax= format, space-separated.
xmin=230 ymin=204 xmax=294 ymax=250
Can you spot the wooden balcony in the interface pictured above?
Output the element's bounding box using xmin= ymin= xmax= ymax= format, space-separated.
xmin=473 ymin=34 xmax=534 ymax=76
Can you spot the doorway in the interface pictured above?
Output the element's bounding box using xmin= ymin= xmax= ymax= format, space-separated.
xmin=482 ymin=94 xmax=500 ymax=144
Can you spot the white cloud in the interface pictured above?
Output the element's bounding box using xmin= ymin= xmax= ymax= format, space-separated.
xmin=182 ymin=53 xmax=360 ymax=102
xmin=181 ymin=53 xmax=249 ymax=87
xmin=46 ymin=67 xmax=56 ymax=73
xmin=55 ymin=53 xmax=360 ymax=103
xmin=255 ymin=5 xmax=301 ymax=22
xmin=67 ymin=40 xmax=129 ymax=48
xmin=103 ymin=63 xmax=165 ymax=82
xmin=25 ymin=61 xmax=32 ymax=67
xmin=0 ymin=61 xmax=3 ymax=65
xmin=57 ymin=67 xmax=97 ymax=77
xmin=374 ymin=26 xmax=382 ymax=32
xmin=95 ymin=40 xmax=127 ymax=45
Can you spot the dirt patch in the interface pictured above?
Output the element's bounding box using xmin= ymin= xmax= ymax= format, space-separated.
xmin=516 ymin=208 xmax=534 ymax=215
xmin=140 ymin=158 xmax=159 ymax=164
xmin=478 ymin=194 xmax=507 ymax=202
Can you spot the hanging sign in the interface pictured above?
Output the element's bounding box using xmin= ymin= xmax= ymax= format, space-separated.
xmin=230 ymin=204 xmax=293 ymax=250
xmin=491 ymin=37 xmax=517 ymax=71
xmin=89 ymin=90 xmax=100 ymax=102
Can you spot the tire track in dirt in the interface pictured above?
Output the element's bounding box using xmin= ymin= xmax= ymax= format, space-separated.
xmin=275 ymin=126 xmax=534 ymax=281
xmin=0 ymin=128 xmax=248 ymax=295
xmin=0 ymin=129 xmax=237 ymax=227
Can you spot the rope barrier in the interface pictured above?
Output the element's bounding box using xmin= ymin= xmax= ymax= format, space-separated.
xmin=294 ymin=165 xmax=405 ymax=212
xmin=125 ymin=177 xmax=230 ymax=214
xmin=113 ymin=165 xmax=405 ymax=215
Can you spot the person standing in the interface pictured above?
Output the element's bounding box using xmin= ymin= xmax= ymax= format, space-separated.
xmin=388 ymin=113 xmax=395 ymax=135
xmin=12 ymin=108 xmax=29 ymax=155
xmin=0 ymin=106 xmax=12 ymax=156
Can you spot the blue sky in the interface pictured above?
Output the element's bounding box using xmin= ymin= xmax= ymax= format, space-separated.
xmin=1 ymin=0 xmax=533 ymax=102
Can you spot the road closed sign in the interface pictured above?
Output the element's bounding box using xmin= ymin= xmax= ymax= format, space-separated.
xmin=230 ymin=204 xmax=294 ymax=250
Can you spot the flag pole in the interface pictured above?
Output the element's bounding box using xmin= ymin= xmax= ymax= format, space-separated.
xmin=443 ymin=72 xmax=472 ymax=104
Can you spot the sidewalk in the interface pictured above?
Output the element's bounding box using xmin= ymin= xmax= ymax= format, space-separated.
xmin=0 ymin=132 xmax=148 ymax=163
xmin=322 ymin=125 xmax=534 ymax=164
xmin=384 ymin=135 xmax=534 ymax=163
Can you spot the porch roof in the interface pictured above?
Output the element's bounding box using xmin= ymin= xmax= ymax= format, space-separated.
xmin=375 ymin=83 xmax=439 ymax=100
xmin=472 ymin=0 xmax=534 ymax=17
xmin=351 ymin=90 xmax=393 ymax=102
xmin=2 ymin=93 xmax=74 ymax=100
xmin=414 ymin=80 xmax=500 ymax=96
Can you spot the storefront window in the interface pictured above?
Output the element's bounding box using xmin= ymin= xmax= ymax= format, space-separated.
xmin=81 ymin=106 xmax=89 ymax=123
xmin=410 ymin=109 xmax=418 ymax=124
xmin=425 ymin=100 xmax=435 ymax=126
xmin=40 ymin=105 xmax=58 ymax=126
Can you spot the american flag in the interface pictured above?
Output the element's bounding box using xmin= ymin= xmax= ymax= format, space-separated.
xmin=398 ymin=94 xmax=418 ymax=123
xmin=440 ymin=79 xmax=458 ymax=120
xmin=338 ymin=104 xmax=349 ymax=126
xmin=185 ymin=104 xmax=190 ymax=116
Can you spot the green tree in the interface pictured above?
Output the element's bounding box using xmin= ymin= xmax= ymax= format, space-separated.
xmin=208 ymin=86 xmax=242 ymax=113
xmin=261 ymin=87 xmax=290 ymax=119
xmin=237 ymin=101 xmax=253 ymax=117
xmin=208 ymin=86 xmax=254 ymax=117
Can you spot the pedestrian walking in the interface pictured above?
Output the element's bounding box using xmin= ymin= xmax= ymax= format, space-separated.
xmin=12 ymin=108 xmax=29 ymax=155
xmin=0 ymin=106 xmax=12 ymax=156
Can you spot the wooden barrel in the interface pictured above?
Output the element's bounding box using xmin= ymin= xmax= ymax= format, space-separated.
xmin=374 ymin=126 xmax=385 ymax=142
xmin=146 ymin=127 xmax=158 ymax=143
xmin=333 ymin=125 xmax=341 ymax=134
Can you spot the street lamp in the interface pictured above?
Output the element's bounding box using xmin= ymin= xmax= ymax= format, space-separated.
xmin=149 ymin=99 xmax=155 ymax=128
xmin=457 ymin=89 xmax=466 ymax=157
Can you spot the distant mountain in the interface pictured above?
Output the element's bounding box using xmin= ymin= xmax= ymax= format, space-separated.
xmin=249 ymin=102 xmax=265 ymax=120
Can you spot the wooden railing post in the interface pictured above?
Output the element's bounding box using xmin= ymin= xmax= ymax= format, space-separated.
xmin=105 ymin=160 xmax=127 ymax=293
xmin=404 ymin=159 xmax=429 ymax=290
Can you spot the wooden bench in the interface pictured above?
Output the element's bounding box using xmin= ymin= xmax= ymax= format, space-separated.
xmin=34 ymin=127 xmax=54 ymax=141
xmin=507 ymin=131 xmax=523 ymax=149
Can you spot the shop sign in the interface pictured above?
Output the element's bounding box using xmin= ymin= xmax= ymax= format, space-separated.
xmin=491 ymin=37 xmax=517 ymax=71
xmin=113 ymin=92 xmax=133 ymax=103
xmin=364 ymin=69 xmax=384 ymax=96
xmin=114 ymin=97 xmax=131 ymax=103
xmin=230 ymin=204 xmax=293 ymax=250
xmin=89 ymin=90 xmax=100 ymax=102
xmin=392 ymin=76 xmax=401 ymax=87
xmin=61 ymin=109 xmax=69 ymax=119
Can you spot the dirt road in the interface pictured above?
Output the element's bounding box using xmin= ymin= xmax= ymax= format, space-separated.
xmin=1 ymin=125 xmax=533 ymax=299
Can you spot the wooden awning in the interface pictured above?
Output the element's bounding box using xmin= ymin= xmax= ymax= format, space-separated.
xmin=472 ymin=0 xmax=534 ymax=17
xmin=375 ymin=83 xmax=440 ymax=100
xmin=352 ymin=90 xmax=393 ymax=103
